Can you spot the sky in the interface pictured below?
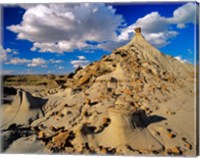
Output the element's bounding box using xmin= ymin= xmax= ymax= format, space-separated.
xmin=0 ymin=2 xmax=198 ymax=75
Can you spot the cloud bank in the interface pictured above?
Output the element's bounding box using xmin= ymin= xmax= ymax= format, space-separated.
xmin=6 ymin=57 xmax=48 ymax=68
xmin=7 ymin=2 xmax=196 ymax=53
xmin=8 ymin=3 xmax=124 ymax=53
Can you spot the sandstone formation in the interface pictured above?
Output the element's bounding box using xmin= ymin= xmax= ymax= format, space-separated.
xmin=1 ymin=27 xmax=196 ymax=156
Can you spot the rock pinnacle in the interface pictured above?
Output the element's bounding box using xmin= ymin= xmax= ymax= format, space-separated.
xmin=134 ymin=27 xmax=142 ymax=36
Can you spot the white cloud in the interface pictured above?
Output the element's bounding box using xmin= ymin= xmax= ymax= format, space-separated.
xmin=6 ymin=48 xmax=12 ymax=53
xmin=5 ymin=56 xmax=65 ymax=68
xmin=49 ymin=59 xmax=63 ymax=63
xmin=70 ymin=56 xmax=89 ymax=68
xmin=13 ymin=51 xmax=19 ymax=55
xmin=170 ymin=2 xmax=196 ymax=25
xmin=177 ymin=23 xmax=186 ymax=29
xmin=8 ymin=3 xmax=124 ymax=53
xmin=27 ymin=58 xmax=47 ymax=67
xmin=6 ymin=57 xmax=30 ymax=65
xmin=7 ymin=3 xmax=197 ymax=53
xmin=0 ymin=45 xmax=19 ymax=62
xmin=0 ymin=46 xmax=8 ymax=62
xmin=174 ymin=56 xmax=188 ymax=63
xmin=6 ymin=57 xmax=47 ymax=68
xmin=77 ymin=56 xmax=86 ymax=60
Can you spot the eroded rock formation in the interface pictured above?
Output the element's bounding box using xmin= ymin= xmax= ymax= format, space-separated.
xmin=1 ymin=28 xmax=195 ymax=156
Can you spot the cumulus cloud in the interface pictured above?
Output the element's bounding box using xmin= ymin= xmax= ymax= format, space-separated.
xmin=170 ymin=2 xmax=197 ymax=25
xmin=13 ymin=51 xmax=19 ymax=55
xmin=77 ymin=56 xmax=86 ymax=60
xmin=0 ymin=46 xmax=9 ymax=62
xmin=7 ymin=3 xmax=196 ymax=53
xmin=70 ymin=56 xmax=89 ymax=68
xmin=6 ymin=57 xmax=30 ymax=65
xmin=6 ymin=57 xmax=47 ymax=68
xmin=5 ymin=56 xmax=65 ymax=68
xmin=174 ymin=56 xmax=188 ymax=63
xmin=49 ymin=59 xmax=63 ymax=63
xmin=0 ymin=45 xmax=18 ymax=62
xmin=114 ymin=2 xmax=196 ymax=49
xmin=8 ymin=3 xmax=124 ymax=53
xmin=27 ymin=58 xmax=47 ymax=67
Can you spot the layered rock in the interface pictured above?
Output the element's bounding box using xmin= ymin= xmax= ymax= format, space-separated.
xmin=1 ymin=89 xmax=46 ymax=129
xmin=96 ymin=107 xmax=163 ymax=151
xmin=1 ymin=27 xmax=195 ymax=155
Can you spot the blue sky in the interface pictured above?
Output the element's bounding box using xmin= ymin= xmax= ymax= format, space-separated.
xmin=1 ymin=2 xmax=198 ymax=75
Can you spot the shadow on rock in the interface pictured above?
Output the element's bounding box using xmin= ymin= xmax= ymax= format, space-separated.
xmin=145 ymin=115 xmax=167 ymax=127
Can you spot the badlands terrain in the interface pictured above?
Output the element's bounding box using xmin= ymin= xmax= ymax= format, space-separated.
xmin=1 ymin=28 xmax=197 ymax=156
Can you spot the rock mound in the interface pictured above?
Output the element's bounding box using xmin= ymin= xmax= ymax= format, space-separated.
xmin=1 ymin=89 xmax=46 ymax=129
xmin=1 ymin=27 xmax=195 ymax=155
xmin=96 ymin=107 xmax=163 ymax=151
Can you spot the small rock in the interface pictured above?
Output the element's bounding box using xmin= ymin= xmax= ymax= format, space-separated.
xmin=165 ymin=110 xmax=176 ymax=115
xmin=171 ymin=147 xmax=181 ymax=155
xmin=167 ymin=133 xmax=175 ymax=138
xmin=102 ymin=117 xmax=109 ymax=124
xmin=57 ymin=112 xmax=64 ymax=118
xmin=84 ymin=98 xmax=90 ymax=104
xmin=52 ymin=131 xmax=69 ymax=148
xmin=37 ymin=131 xmax=44 ymax=139
xmin=101 ymin=148 xmax=107 ymax=154
xmin=49 ymin=126 xmax=57 ymax=132
xmin=185 ymin=143 xmax=192 ymax=150
xmin=123 ymin=89 xmax=131 ymax=95
xmin=155 ymin=131 xmax=160 ymax=136
xmin=153 ymin=106 xmax=159 ymax=110
xmin=181 ymin=137 xmax=187 ymax=141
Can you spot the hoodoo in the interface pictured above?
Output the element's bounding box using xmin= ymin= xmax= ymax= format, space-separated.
xmin=96 ymin=107 xmax=163 ymax=151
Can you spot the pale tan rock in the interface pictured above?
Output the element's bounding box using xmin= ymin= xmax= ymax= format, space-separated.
xmin=37 ymin=131 xmax=45 ymax=139
xmin=51 ymin=131 xmax=69 ymax=149
xmin=95 ymin=107 xmax=163 ymax=151
xmin=2 ymin=27 xmax=195 ymax=156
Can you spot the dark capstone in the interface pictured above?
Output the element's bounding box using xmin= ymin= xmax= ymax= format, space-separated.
xmin=134 ymin=27 xmax=141 ymax=33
